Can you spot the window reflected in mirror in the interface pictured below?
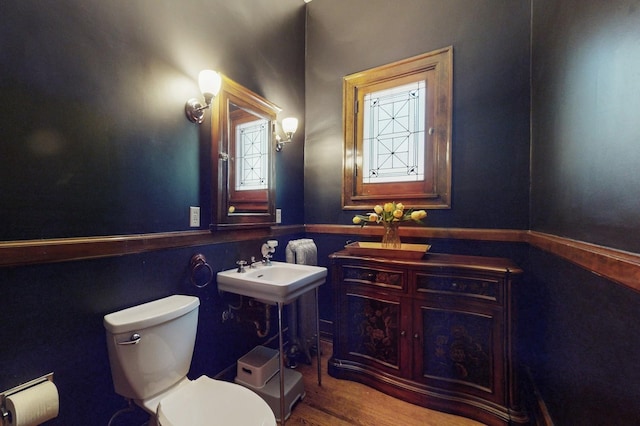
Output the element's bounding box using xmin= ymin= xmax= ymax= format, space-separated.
xmin=232 ymin=106 xmax=269 ymax=192
xmin=210 ymin=76 xmax=279 ymax=230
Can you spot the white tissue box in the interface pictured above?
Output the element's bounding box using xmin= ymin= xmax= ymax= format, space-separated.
xmin=235 ymin=345 xmax=279 ymax=388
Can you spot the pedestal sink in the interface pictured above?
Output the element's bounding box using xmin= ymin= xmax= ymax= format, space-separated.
xmin=217 ymin=261 xmax=327 ymax=304
xmin=216 ymin=261 xmax=327 ymax=425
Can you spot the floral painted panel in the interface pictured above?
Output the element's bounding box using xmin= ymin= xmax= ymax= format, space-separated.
xmin=422 ymin=308 xmax=492 ymax=390
xmin=347 ymin=294 xmax=400 ymax=368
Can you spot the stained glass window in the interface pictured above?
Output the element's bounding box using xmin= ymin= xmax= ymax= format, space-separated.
xmin=363 ymin=81 xmax=426 ymax=184
xmin=235 ymin=118 xmax=269 ymax=191
xmin=342 ymin=47 xmax=452 ymax=210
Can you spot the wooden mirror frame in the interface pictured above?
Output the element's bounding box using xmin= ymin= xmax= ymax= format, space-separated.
xmin=209 ymin=75 xmax=280 ymax=230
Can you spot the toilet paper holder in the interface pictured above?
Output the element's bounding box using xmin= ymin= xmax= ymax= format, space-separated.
xmin=0 ymin=373 xmax=54 ymax=425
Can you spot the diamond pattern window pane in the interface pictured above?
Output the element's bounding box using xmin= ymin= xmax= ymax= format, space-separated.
xmin=235 ymin=118 xmax=269 ymax=191
xmin=363 ymin=81 xmax=426 ymax=183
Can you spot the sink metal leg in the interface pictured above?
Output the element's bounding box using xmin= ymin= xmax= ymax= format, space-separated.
xmin=315 ymin=287 xmax=322 ymax=386
xmin=276 ymin=288 xmax=322 ymax=425
xmin=277 ymin=302 xmax=286 ymax=426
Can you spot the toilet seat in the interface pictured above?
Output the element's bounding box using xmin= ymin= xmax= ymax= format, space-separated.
xmin=156 ymin=375 xmax=276 ymax=426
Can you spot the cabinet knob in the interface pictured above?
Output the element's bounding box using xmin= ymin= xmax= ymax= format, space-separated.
xmin=413 ymin=333 xmax=420 ymax=340
xmin=400 ymin=330 xmax=406 ymax=337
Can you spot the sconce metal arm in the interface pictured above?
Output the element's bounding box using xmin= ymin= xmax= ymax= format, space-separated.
xmin=185 ymin=98 xmax=212 ymax=124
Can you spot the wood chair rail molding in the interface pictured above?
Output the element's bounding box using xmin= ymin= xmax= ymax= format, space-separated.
xmin=0 ymin=225 xmax=304 ymax=267
xmin=305 ymin=224 xmax=640 ymax=293
xmin=1 ymin=224 xmax=639 ymax=294
xmin=525 ymin=230 xmax=640 ymax=292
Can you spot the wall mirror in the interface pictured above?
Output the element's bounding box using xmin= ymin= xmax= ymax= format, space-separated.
xmin=210 ymin=75 xmax=280 ymax=230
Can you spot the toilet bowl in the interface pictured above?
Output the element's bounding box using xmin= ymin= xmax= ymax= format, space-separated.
xmin=104 ymin=295 xmax=276 ymax=426
xmin=156 ymin=376 xmax=275 ymax=426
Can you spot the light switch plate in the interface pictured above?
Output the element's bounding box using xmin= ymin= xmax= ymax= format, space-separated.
xmin=276 ymin=209 xmax=282 ymax=224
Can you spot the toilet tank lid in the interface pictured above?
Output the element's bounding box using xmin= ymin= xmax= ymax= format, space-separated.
xmin=104 ymin=295 xmax=200 ymax=334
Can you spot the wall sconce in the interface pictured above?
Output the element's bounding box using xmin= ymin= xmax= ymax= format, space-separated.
xmin=185 ymin=70 xmax=222 ymax=124
xmin=275 ymin=117 xmax=298 ymax=151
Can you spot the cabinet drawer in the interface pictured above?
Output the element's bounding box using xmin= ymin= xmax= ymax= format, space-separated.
xmin=342 ymin=264 xmax=405 ymax=291
xmin=415 ymin=273 xmax=500 ymax=303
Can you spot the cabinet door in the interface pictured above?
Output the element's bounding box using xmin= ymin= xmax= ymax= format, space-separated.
xmin=413 ymin=300 xmax=505 ymax=405
xmin=340 ymin=290 xmax=412 ymax=377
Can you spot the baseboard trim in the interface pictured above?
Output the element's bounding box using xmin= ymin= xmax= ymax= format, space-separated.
xmin=521 ymin=367 xmax=555 ymax=426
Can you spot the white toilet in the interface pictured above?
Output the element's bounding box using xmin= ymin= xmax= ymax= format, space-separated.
xmin=103 ymin=295 xmax=276 ymax=426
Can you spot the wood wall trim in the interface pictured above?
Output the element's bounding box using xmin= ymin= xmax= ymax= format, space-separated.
xmin=1 ymin=224 xmax=639 ymax=294
xmin=306 ymin=225 xmax=640 ymax=293
xmin=304 ymin=224 xmax=526 ymax=242
xmin=0 ymin=225 xmax=304 ymax=267
xmin=525 ymin=231 xmax=640 ymax=293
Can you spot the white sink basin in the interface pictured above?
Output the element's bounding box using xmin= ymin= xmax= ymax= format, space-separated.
xmin=217 ymin=261 xmax=327 ymax=304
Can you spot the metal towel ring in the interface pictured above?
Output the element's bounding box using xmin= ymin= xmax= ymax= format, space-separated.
xmin=190 ymin=254 xmax=213 ymax=288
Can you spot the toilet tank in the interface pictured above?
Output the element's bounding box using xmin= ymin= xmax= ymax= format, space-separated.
xmin=104 ymin=295 xmax=200 ymax=400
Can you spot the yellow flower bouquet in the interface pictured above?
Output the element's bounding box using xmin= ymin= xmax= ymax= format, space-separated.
xmin=352 ymin=202 xmax=427 ymax=249
xmin=352 ymin=202 xmax=427 ymax=227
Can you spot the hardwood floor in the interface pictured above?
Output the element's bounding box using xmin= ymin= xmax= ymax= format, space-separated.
xmin=286 ymin=341 xmax=485 ymax=426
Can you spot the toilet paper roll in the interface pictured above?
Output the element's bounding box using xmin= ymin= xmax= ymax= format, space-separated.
xmin=5 ymin=380 xmax=59 ymax=426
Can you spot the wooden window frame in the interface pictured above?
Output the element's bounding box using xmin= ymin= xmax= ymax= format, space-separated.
xmin=343 ymin=47 xmax=453 ymax=210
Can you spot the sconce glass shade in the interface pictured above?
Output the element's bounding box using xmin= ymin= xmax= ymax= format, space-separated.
xmin=186 ymin=70 xmax=221 ymax=124
xmin=281 ymin=117 xmax=298 ymax=135
xmin=198 ymin=70 xmax=222 ymax=99
xmin=275 ymin=117 xmax=298 ymax=151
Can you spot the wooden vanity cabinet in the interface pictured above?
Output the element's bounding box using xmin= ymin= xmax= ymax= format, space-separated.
xmin=328 ymin=251 xmax=527 ymax=425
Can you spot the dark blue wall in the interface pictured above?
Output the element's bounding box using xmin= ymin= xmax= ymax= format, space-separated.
xmin=0 ymin=0 xmax=306 ymax=240
xmin=528 ymin=0 xmax=640 ymax=424
xmin=304 ymin=0 xmax=531 ymax=229
xmin=3 ymin=1 xmax=640 ymax=425
xmin=531 ymin=0 xmax=640 ymax=253
xmin=304 ymin=1 xmax=640 ymax=425
xmin=0 ymin=1 xmax=305 ymax=424
xmin=519 ymin=249 xmax=640 ymax=425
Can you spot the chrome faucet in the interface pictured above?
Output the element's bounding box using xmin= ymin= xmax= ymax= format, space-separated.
xmin=236 ymin=260 xmax=248 ymax=273
xmin=260 ymin=240 xmax=278 ymax=265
